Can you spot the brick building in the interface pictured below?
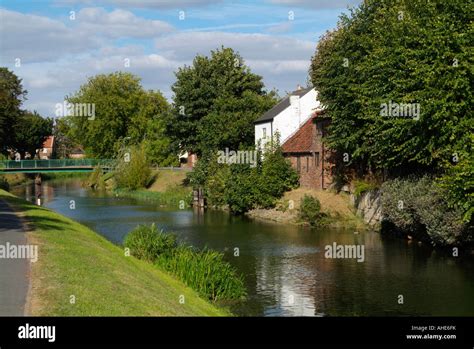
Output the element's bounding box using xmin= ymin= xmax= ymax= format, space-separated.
xmin=281 ymin=111 xmax=333 ymax=189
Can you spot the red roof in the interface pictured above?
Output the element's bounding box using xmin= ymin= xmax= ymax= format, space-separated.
xmin=281 ymin=117 xmax=314 ymax=153
xmin=42 ymin=136 xmax=54 ymax=149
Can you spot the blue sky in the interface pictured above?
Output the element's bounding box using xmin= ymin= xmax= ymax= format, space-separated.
xmin=0 ymin=0 xmax=361 ymax=116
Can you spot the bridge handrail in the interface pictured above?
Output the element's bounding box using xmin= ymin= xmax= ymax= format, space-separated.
xmin=0 ymin=159 xmax=115 ymax=169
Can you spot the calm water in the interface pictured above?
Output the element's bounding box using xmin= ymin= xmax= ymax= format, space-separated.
xmin=12 ymin=180 xmax=474 ymax=316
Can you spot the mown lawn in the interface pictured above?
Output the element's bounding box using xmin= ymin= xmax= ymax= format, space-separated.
xmin=0 ymin=189 xmax=229 ymax=316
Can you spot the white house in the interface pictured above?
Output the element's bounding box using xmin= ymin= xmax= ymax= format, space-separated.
xmin=254 ymin=86 xmax=321 ymax=150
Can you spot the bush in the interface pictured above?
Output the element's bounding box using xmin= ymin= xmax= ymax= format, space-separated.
xmin=124 ymin=224 xmax=246 ymax=301
xmin=0 ymin=176 xmax=9 ymax=191
xmin=298 ymin=195 xmax=323 ymax=226
xmin=156 ymin=246 xmax=246 ymax=301
xmin=124 ymin=223 xmax=177 ymax=262
xmin=381 ymin=176 xmax=470 ymax=246
xmin=115 ymin=144 xmax=152 ymax=190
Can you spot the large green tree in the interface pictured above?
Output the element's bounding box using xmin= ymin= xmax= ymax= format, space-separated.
xmin=13 ymin=111 xmax=53 ymax=158
xmin=0 ymin=67 xmax=27 ymax=152
xmin=66 ymin=72 xmax=170 ymax=160
xmin=167 ymin=47 xmax=278 ymax=155
xmin=310 ymin=0 xmax=473 ymax=174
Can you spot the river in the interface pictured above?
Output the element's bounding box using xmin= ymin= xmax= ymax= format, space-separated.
xmin=12 ymin=179 xmax=474 ymax=316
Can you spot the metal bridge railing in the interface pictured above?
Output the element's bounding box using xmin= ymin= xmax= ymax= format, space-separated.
xmin=0 ymin=159 xmax=115 ymax=170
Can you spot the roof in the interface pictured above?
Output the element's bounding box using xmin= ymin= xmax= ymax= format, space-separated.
xmin=254 ymin=87 xmax=313 ymax=124
xmin=281 ymin=110 xmax=329 ymax=153
xmin=42 ymin=136 xmax=54 ymax=149
xmin=281 ymin=117 xmax=314 ymax=153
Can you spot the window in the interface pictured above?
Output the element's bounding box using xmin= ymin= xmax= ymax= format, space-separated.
xmin=315 ymin=152 xmax=320 ymax=167
xmin=43 ymin=148 xmax=48 ymax=153
xmin=297 ymin=156 xmax=301 ymax=173
xmin=306 ymin=156 xmax=309 ymax=172
xmin=262 ymin=128 xmax=267 ymax=139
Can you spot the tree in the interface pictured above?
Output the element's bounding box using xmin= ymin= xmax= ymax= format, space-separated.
xmin=0 ymin=68 xmax=27 ymax=152
xmin=13 ymin=111 xmax=53 ymax=158
xmin=310 ymin=0 xmax=473 ymax=175
xmin=66 ymin=72 xmax=170 ymax=159
xmin=167 ymin=47 xmax=277 ymax=155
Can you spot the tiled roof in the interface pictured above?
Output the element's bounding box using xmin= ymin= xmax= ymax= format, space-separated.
xmin=281 ymin=110 xmax=328 ymax=153
xmin=281 ymin=117 xmax=314 ymax=153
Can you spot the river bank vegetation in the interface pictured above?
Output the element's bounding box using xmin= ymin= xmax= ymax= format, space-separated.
xmin=124 ymin=224 xmax=246 ymax=302
xmin=0 ymin=189 xmax=228 ymax=316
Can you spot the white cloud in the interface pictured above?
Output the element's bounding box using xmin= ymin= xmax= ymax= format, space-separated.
xmin=55 ymin=0 xmax=222 ymax=9
xmin=76 ymin=7 xmax=174 ymax=38
xmin=268 ymin=0 xmax=361 ymax=9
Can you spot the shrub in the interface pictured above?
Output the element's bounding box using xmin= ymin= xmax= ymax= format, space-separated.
xmin=0 ymin=176 xmax=9 ymax=191
xmin=156 ymin=246 xmax=246 ymax=301
xmin=115 ymin=144 xmax=152 ymax=190
xmin=124 ymin=224 xmax=177 ymax=262
xmin=124 ymin=224 xmax=246 ymax=301
xmin=298 ymin=194 xmax=323 ymax=226
xmin=381 ymin=176 xmax=469 ymax=246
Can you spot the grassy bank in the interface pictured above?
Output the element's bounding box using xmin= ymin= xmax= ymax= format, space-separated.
xmin=0 ymin=189 xmax=229 ymax=316
xmin=247 ymin=187 xmax=367 ymax=229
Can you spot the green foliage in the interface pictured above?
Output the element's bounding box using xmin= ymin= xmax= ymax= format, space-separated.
xmin=13 ymin=111 xmax=53 ymax=158
xmin=114 ymin=144 xmax=152 ymax=190
xmin=166 ymin=47 xmax=277 ymax=155
xmin=114 ymin=186 xmax=192 ymax=208
xmin=438 ymin=134 xmax=474 ymax=222
xmin=188 ymin=143 xmax=299 ymax=214
xmin=124 ymin=224 xmax=246 ymax=301
xmin=66 ymin=72 xmax=171 ymax=159
xmin=0 ymin=67 xmax=26 ymax=152
xmin=381 ymin=176 xmax=470 ymax=246
xmin=0 ymin=176 xmax=9 ymax=191
xmin=124 ymin=224 xmax=177 ymax=262
xmin=298 ymin=195 xmax=323 ymax=226
xmin=310 ymin=0 xmax=473 ymax=173
xmin=353 ymin=180 xmax=378 ymax=197
xmin=156 ymin=246 xmax=246 ymax=301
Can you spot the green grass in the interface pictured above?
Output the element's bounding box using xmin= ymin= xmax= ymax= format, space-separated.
xmin=0 ymin=189 xmax=229 ymax=316
xmin=114 ymin=185 xmax=192 ymax=208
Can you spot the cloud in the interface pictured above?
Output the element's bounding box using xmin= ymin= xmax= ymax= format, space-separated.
xmin=75 ymin=7 xmax=174 ymax=38
xmin=0 ymin=9 xmax=101 ymax=63
xmin=267 ymin=0 xmax=361 ymax=9
xmin=154 ymin=31 xmax=315 ymax=61
xmin=54 ymin=0 xmax=222 ymax=9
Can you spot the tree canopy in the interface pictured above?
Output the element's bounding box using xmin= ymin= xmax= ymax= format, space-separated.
xmin=66 ymin=72 xmax=172 ymax=163
xmin=166 ymin=47 xmax=278 ymax=155
xmin=310 ymin=0 xmax=473 ymax=174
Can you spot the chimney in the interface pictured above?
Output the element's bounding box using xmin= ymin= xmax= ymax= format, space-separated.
xmin=296 ymin=84 xmax=303 ymax=91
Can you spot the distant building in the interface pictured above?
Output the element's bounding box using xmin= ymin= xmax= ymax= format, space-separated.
xmin=254 ymin=87 xmax=334 ymax=189
xmin=254 ymin=86 xmax=320 ymax=149
xmin=38 ymin=136 xmax=55 ymax=160
xmin=179 ymin=151 xmax=198 ymax=168
xmin=281 ymin=111 xmax=333 ymax=189
xmin=69 ymin=147 xmax=86 ymax=159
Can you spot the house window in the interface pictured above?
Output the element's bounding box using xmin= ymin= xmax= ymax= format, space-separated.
xmin=297 ymin=156 xmax=301 ymax=173
xmin=43 ymin=148 xmax=48 ymax=154
xmin=262 ymin=128 xmax=267 ymax=139
xmin=306 ymin=156 xmax=309 ymax=172
xmin=315 ymin=152 xmax=320 ymax=167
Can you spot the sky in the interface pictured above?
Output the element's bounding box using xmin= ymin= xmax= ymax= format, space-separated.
xmin=0 ymin=0 xmax=361 ymax=117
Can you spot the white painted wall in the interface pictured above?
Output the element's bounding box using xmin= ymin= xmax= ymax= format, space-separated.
xmin=255 ymin=88 xmax=320 ymax=150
